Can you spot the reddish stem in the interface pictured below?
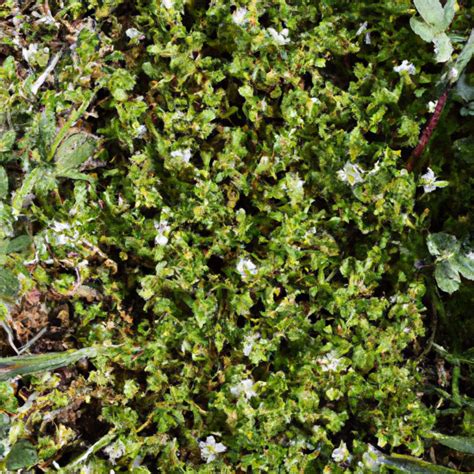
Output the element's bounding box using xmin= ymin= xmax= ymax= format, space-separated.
xmin=406 ymin=89 xmax=449 ymax=172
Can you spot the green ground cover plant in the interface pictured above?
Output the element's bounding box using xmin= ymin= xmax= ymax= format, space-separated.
xmin=0 ymin=0 xmax=473 ymax=472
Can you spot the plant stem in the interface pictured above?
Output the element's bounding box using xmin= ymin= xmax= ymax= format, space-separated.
xmin=406 ymin=88 xmax=450 ymax=172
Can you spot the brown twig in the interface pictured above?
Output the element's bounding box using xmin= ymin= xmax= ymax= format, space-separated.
xmin=406 ymin=88 xmax=450 ymax=172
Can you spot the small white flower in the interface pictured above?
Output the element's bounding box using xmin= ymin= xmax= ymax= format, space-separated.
xmin=420 ymin=167 xmax=447 ymax=193
xmin=337 ymin=161 xmax=365 ymax=185
xmin=365 ymin=32 xmax=371 ymax=45
xmin=232 ymin=7 xmax=248 ymax=25
xmin=243 ymin=332 xmax=260 ymax=356
xmin=51 ymin=221 xmax=71 ymax=232
xmin=332 ymin=441 xmax=350 ymax=463
xmin=318 ymin=351 xmax=342 ymax=372
xmin=126 ymin=28 xmax=143 ymax=40
xmin=199 ymin=436 xmax=227 ymax=463
xmin=236 ymin=257 xmax=258 ymax=279
xmin=162 ymin=0 xmax=174 ymax=8
xmin=466 ymin=251 xmax=474 ymax=260
xmin=428 ymin=100 xmax=438 ymax=113
xmin=22 ymin=43 xmax=39 ymax=63
xmin=267 ymin=27 xmax=291 ymax=45
xmin=135 ymin=124 xmax=147 ymax=138
xmin=393 ymin=60 xmax=416 ymax=75
xmin=103 ymin=440 xmax=126 ymax=465
xmin=356 ymin=21 xmax=368 ymax=36
xmin=170 ymin=148 xmax=192 ymax=163
xmin=230 ymin=378 xmax=257 ymax=399
xmin=154 ymin=220 xmax=171 ymax=246
xmin=448 ymin=67 xmax=458 ymax=81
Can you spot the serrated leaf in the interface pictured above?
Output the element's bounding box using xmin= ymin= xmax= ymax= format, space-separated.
xmin=5 ymin=439 xmax=38 ymax=470
xmin=0 ymin=267 xmax=19 ymax=300
xmin=380 ymin=453 xmax=461 ymax=473
xmin=434 ymin=260 xmax=460 ymax=294
xmin=5 ymin=235 xmax=32 ymax=254
xmin=429 ymin=432 xmax=474 ymax=455
xmin=427 ymin=233 xmax=460 ymax=257
xmin=410 ymin=18 xmax=436 ymax=42
xmin=433 ymin=33 xmax=453 ymax=63
xmin=0 ymin=347 xmax=98 ymax=381
xmin=452 ymin=253 xmax=474 ymax=280
xmin=413 ymin=0 xmax=444 ymax=28
xmin=0 ymin=166 xmax=7 ymax=199
xmin=54 ymin=132 xmax=97 ymax=173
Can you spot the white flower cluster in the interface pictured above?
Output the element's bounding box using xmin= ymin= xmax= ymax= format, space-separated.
xmin=337 ymin=161 xmax=365 ymax=186
xmin=318 ymin=351 xmax=342 ymax=372
xmin=230 ymin=378 xmax=257 ymax=399
xmin=243 ymin=332 xmax=260 ymax=356
xmin=236 ymin=257 xmax=258 ymax=279
xmin=393 ymin=60 xmax=416 ymax=75
xmin=332 ymin=440 xmax=350 ymax=463
xmin=154 ymin=220 xmax=171 ymax=246
xmin=103 ymin=440 xmax=126 ymax=465
xmin=232 ymin=7 xmax=248 ymax=25
xmin=170 ymin=148 xmax=192 ymax=163
xmin=267 ymin=28 xmax=290 ymax=45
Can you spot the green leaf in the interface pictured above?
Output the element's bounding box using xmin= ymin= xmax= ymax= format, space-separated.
xmin=0 ymin=130 xmax=16 ymax=154
xmin=410 ymin=18 xmax=436 ymax=42
xmin=453 ymin=137 xmax=474 ymax=163
xmin=427 ymin=233 xmax=460 ymax=257
xmin=11 ymin=167 xmax=44 ymax=215
xmin=452 ymin=253 xmax=474 ymax=280
xmin=380 ymin=453 xmax=461 ymax=473
xmin=5 ymin=235 xmax=32 ymax=254
xmin=413 ymin=0 xmax=444 ymax=28
xmin=5 ymin=439 xmax=38 ymax=470
xmin=429 ymin=432 xmax=474 ymax=455
xmin=0 ymin=347 xmax=98 ymax=381
xmin=0 ymin=268 xmax=19 ymax=300
xmin=433 ymin=33 xmax=453 ymax=63
xmin=442 ymin=0 xmax=457 ymax=28
xmin=434 ymin=261 xmax=460 ymax=294
xmin=54 ymin=133 xmax=97 ymax=173
xmin=454 ymin=30 xmax=474 ymax=80
xmin=0 ymin=166 xmax=7 ymax=199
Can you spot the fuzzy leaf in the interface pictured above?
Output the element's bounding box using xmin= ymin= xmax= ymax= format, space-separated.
xmin=0 ymin=268 xmax=19 ymax=300
xmin=6 ymin=235 xmax=32 ymax=254
xmin=54 ymin=133 xmax=97 ymax=173
xmin=434 ymin=260 xmax=460 ymax=294
xmin=413 ymin=0 xmax=444 ymax=28
xmin=433 ymin=33 xmax=453 ymax=63
xmin=452 ymin=253 xmax=474 ymax=280
xmin=454 ymin=29 xmax=474 ymax=80
xmin=5 ymin=440 xmax=38 ymax=470
xmin=11 ymin=167 xmax=44 ymax=215
xmin=427 ymin=233 xmax=460 ymax=257
xmin=442 ymin=0 xmax=457 ymax=28
xmin=410 ymin=18 xmax=436 ymax=42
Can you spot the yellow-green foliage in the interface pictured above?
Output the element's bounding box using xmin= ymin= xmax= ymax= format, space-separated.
xmin=0 ymin=0 xmax=473 ymax=472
